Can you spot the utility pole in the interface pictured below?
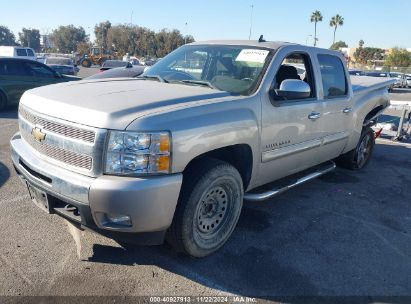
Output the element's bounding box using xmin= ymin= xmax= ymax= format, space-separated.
xmin=248 ymin=4 xmax=254 ymax=40
xmin=131 ymin=10 xmax=133 ymax=26
xmin=184 ymin=22 xmax=188 ymax=44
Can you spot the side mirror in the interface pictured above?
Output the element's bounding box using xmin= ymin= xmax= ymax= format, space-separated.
xmin=54 ymin=72 xmax=62 ymax=78
xmin=274 ymin=79 xmax=311 ymax=100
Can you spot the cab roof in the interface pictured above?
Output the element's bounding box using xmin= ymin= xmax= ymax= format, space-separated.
xmin=188 ymin=40 xmax=297 ymax=50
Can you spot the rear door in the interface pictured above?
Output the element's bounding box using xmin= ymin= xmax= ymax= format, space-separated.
xmin=315 ymin=53 xmax=353 ymax=159
xmin=0 ymin=60 xmax=35 ymax=106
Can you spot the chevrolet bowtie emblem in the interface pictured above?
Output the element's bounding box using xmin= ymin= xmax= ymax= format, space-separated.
xmin=31 ymin=127 xmax=46 ymax=142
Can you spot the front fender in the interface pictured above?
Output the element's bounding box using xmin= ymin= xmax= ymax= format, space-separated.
xmin=126 ymin=97 xmax=261 ymax=175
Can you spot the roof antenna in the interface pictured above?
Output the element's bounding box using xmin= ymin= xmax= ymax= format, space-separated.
xmin=258 ymin=35 xmax=266 ymax=43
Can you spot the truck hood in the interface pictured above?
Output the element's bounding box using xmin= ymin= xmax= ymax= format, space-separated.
xmin=20 ymin=78 xmax=235 ymax=129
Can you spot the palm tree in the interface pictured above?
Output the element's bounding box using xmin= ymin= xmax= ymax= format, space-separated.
xmin=330 ymin=14 xmax=344 ymax=45
xmin=310 ymin=11 xmax=323 ymax=47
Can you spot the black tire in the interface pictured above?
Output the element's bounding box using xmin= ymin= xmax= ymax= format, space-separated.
xmin=167 ymin=158 xmax=244 ymax=258
xmin=81 ymin=59 xmax=92 ymax=68
xmin=0 ymin=91 xmax=7 ymax=111
xmin=336 ymin=127 xmax=375 ymax=170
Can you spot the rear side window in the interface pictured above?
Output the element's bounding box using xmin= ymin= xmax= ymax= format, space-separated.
xmin=24 ymin=61 xmax=55 ymax=78
xmin=318 ymin=54 xmax=347 ymax=98
xmin=26 ymin=49 xmax=34 ymax=56
xmin=16 ymin=48 xmax=27 ymax=57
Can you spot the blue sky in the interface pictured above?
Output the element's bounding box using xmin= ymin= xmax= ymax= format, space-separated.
xmin=3 ymin=0 xmax=411 ymax=49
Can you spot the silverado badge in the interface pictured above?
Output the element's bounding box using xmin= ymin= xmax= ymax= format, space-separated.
xmin=31 ymin=127 xmax=46 ymax=142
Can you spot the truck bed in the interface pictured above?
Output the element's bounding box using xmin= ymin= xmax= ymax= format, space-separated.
xmin=350 ymin=76 xmax=395 ymax=96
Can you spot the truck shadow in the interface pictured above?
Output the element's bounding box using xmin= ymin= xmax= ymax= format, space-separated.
xmin=0 ymin=162 xmax=10 ymax=188
xmin=0 ymin=107 xmax=18 ymax=119
xmin=86 ymin=142 xmax=411 ymax=299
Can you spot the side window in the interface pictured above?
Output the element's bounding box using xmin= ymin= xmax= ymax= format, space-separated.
xmin=24 ymin=62 xmax=55 ymax=78
xmin=16 ymin=48 xmax=27 ymax=57
xmin=26 ymin=49 xmax=35 ymax=57
xmin=4 ymin=61 xmax=27 ymax=76
xmin=318 ymin=54 xmax=347 ymax=98
xmin=272 ymin=52 xmax=316 ymax=100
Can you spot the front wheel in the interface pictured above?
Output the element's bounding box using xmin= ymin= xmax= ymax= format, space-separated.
xmin=167 ymin=159 xmax=244 ymax=258
xmin=336 ymin=127 xmax=375 ymax=170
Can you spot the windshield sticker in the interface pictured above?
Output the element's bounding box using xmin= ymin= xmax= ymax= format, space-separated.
xmin=235 ymin=49 xmax=269 ymax=63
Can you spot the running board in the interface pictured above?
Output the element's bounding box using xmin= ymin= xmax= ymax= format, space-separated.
xmin=244 ymin=161 xmax=336 ymax=202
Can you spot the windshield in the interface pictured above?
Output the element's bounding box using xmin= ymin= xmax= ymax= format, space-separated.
xmin=143 ymin=45 xmax=273 ymax=95
xmin=46 ymin=58 xmax=73 ymax=65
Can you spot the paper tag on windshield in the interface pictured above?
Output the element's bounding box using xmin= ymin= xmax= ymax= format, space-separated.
xmin=235 ymin=49 xmax=269 ymax=63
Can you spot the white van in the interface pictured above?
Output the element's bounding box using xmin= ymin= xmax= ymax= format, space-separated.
xmin=0 ymin=46 xmax=36 ymax=61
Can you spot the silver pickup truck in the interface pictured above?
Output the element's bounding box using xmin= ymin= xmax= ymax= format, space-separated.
xmin=10 ymin=40 xmax=394 ymax=257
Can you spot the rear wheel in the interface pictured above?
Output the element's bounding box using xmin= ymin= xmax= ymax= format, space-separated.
xmin=167 ymin=159 xmax=243 ymax=257
xmin=81 ymin=59 xmax=92 ymax=68
xmin=0 ymin=91 xmax=7 ymax=111
xmin=336 ymin=127 xmax=375 ymax=170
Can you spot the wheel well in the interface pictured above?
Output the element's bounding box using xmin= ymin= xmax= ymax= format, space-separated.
xmin=364 ymin=105 xmax=384 ymax=126
xmin=184 ymin=144 xmax=253 ymax=189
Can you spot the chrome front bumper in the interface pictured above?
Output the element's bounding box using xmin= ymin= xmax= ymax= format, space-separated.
xmin=10 ymin=132 xmax=183 ymax=235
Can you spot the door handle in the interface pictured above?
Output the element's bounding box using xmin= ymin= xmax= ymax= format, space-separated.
xmin=308 ymin=112 xmax=321 ymax=120
xmin=342 ymin=107 xmax=352 ymax=114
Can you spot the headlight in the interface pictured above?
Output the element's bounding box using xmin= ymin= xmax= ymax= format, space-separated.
xmin=104 ymin=131 xmax=171 ymax=175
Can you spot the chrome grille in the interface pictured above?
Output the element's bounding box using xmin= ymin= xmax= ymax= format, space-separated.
xmin=19 ymin=106 xmax=95 ymax=143
xmin=21 ymin=130 xmax=93 ymax=171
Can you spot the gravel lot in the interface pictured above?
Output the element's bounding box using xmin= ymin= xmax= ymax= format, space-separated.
xmin=0 ymin=88 xmax=411 ymax=300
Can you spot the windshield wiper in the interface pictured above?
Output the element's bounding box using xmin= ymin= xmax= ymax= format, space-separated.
xmin=178 ymin=80 xmax=218 ymax=90
xmin=137 ymin=75 xmax=168 ymax=83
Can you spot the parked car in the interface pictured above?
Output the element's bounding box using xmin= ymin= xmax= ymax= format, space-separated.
xmin=348 ymin=69 xmax=365 ymax=76
xmin=364 ymin=71 xmax=395 ymax=92
xmin=0 ymin=46 xmax=36 ymax=61
xmin=44 ymin=57 xmax=79 ymax=76
xmin=10 ymin=40 xmax=394 ymax=257
xmin=0 ymin=58 xmax=81 ymax=110
xmin=406 ymin=74 xmax=411 ymax=88
xmin=99 ymin=60 xmax=131 ymax=72
xmin=144 ymin=58 xmax=156 ymax=66
xmin=85 ymin=65 xmax=145 ymax=80
xmin=390 ymin=72 xmax=407 ymax=88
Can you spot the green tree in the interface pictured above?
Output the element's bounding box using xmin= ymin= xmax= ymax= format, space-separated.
xmin=50 ymin=25 xmax=88 ymax=53
xmin=94 ymin=21 xmax=111 ymax=50
xmin=385 ymin=47 xmax=411 ymax=67
xmin=310 ymin=11 xmax=323 ymax=47
xmin=106 ymin=24 xmax=193 ymax=58
xmin=18 ymin=28 xmax=41 ymax=51
xmin=358 ymin=39 xmax=364 ymax=48
xmin=76 ymin=41 xmax=92 ymax=56
xmin=329 ymin=14 xmax=344 ymax=44
xmin=330 ymin=41 xmax=348 ymax=50
xmin=0 ymin=25 xmax=16 ymax=46
xmin=353 ymin=47 xmax=384 ymax=66
xmin=107 ymin=25 xmax=136 ymax=55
